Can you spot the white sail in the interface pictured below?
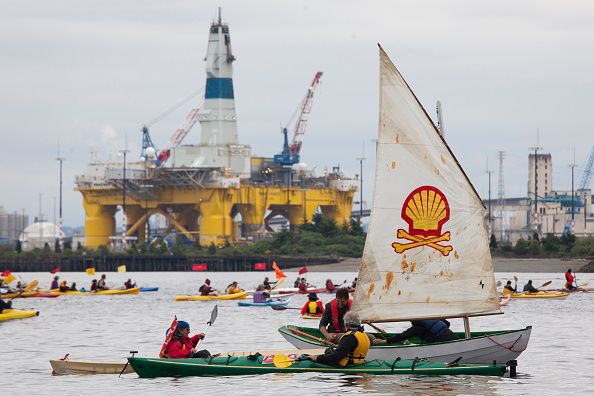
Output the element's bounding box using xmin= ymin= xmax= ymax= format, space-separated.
xmin=352 ymin=47 xmax=500 ymax=322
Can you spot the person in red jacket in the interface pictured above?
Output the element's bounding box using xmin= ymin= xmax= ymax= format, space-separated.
xmin=301 ymin=292 xmax=324 ymax=316
xmin=565 ymin=269 xmax=576 ymax=290
xmin=164 ymin=321 xmax=208 ymax=359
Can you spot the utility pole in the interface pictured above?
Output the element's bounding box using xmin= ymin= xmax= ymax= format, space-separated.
xmin=486 ymin=156 xmax=494 ymax=236
xmin=529 ymin=130 xmax=542 ymax=232
xmin=56 ymin=142 xmax=65 ymax=248
xmin=356 ymin=141 xmax=367 ymax=224
xmin=119 ymin=147 xmax=130 ymax=248
xmin=497 ymin=151 xmax=506 ymax=242
xmin=570 ymin=149 xmax=577 ymax=222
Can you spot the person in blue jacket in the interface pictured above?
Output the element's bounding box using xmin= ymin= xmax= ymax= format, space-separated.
xmin=372 ymin=319 xmax=459 ymax=344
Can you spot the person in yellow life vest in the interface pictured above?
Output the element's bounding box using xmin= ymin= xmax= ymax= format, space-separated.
xmin=226 ymin=281 xmax=243 ymax=294
xmin=301 ymin=292 xmax=324 ymax=317
xmin=502 ymin=280 xmax=517 ymax=295
xmin=302 ymin=312 xmax=370 ymax=366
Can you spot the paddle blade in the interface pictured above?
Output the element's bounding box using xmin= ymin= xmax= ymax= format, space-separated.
xmin=25 ymin=280 xmax=39 ymax=291
xmin=496 ymin=281 xmax=502 ymax=287
xmin=270 ymin=304 xmax=288 ymax=310
xmin=540 ymin=281 xmax=552 ymax=288
xmin=514 ymin=276 xmax=518 ymax=282
xmin=272 ymin=354 xmax=294 ymax=368
xmin=208 ymin=305 xmax=218 ymax=326
xmin=581 ymin=282 xmax=589 ymax=287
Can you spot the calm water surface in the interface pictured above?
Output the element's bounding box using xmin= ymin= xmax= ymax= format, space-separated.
xmin=1 ymin=271 xmax=592 ymax=395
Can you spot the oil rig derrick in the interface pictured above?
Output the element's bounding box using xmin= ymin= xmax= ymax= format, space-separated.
xmin=75 ymin=9 xmax=357 ymax=249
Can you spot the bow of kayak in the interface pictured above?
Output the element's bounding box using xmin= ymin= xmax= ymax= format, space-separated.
xmin=0 ymin=309 xmax=39 ymax=321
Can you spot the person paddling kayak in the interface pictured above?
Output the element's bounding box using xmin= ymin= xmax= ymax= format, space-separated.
xmin=303 ymin=312 xmax=370 ymax=366
xmin=124 ymin=279 xmax=136 ymax=289
xmin=502 ymin=280 xmax=517 ymax=295
xmin=59 ymin=280 xmax=69 ymax=292
xmin=319 ymin=287 xmax=352 ymax=341
xmin=97 ymin=274 xmax=109 ymax=290
xmin=163 ymin=321 xmax=210 ymax=359
xmin=51 ymin=276 xmax=59 ymax=290
xmin=565 ymin=269 xmax=576 ymax=290
xmin=301 ymin=292 xmax=324 ymax=316
xmin=0 ymin=298 xmax=12 ymax=313
xmin=226 ymin=281 xmax=242 ymax=294
xmin=523 ymin=280 xmax=539 ymax=293
xmin=253 ymin=285 xmax=271 ymax=303
xmin=199 ymin=279 xmax=217 ymax=296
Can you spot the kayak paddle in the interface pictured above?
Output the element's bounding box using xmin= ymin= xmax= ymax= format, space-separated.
xmin=539 ymin=281 xmax=552 ymax=288
xmin=201 ymin=305 xmax=218 ymax=337
xmin=272 ymin=354 xmax=304 ymax=368
xmin=270 ymin=305 xmax=300 ymax=311
xmin=9 ymin=280 xmax=38 ymax=300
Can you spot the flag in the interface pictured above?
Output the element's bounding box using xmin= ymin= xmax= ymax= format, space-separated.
xmin=1 ymin=270 xmax=10 ymax=277
xmin=272 ymin=261 xmax=286 ymax=279
xmin=3 ymin=273 xmax=16 ymax=284
xmin=159 ymin=316 xmax=178 ymax=358
xmin=298 ymin=266 xmax=308 ymax=275
xmin=50 ymin=267 xmax=61 ymax=274
xmin=254 ymin=262 xmax=267 ymax=271
xmin=118 ymin=265 xmax=126 ymax=273
xmin=86 ymin=267 xmax=96 ymax=276
xmin=192 ymin=263 xmax=207 ymax=271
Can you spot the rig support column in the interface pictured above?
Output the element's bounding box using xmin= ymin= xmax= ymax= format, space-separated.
xmin=199 ymin=190 xmax=233 ymax=246
xmin=83 ymin=199 xmax=116 ymax=249
xmin=124 ymin=206 xmax=146 ymax=245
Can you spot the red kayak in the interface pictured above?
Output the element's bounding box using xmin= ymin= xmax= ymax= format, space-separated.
xmin=34 ymin=292 xmax=60 ymax=298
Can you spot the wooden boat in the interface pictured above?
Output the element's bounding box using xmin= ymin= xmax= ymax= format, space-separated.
xmin=50 ymin=287 xmax=140 ymax=296
xmin=127 ymin=355 xmax=508 ymax=378
xmin=238 ymin=299 xmax=289 ymax=307
xmin=279 ymin=325 xmax=531 ymax=364
xmin=280 ymin=47 xmax=531 ymax=366
xmin=50 ymin=359 xmax=134 ymax=375
xmin=510 ymin=291 xmax=568 ymax=299
xmin=0 ymin=309 xmax=39 ymax=321
xmin=176 ymin=291 xmax=247 ymax=301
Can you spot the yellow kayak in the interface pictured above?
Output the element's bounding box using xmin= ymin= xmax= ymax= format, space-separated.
xmin=511 ymin=291 xmax=569 ymax=299
xmin=0 ymin=309 xmax=39 ymax=321
xmin=0 ymin=291 xmax=39 ymax=299
xmin=176 ymin=291 xmax=247 ymax=301
xmin=50 ymin=288 xmax=140 ymax=295
xmin=301 ymin=314 xmax=322 ymax=320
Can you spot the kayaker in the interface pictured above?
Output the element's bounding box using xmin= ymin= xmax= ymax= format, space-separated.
xmin=51 ymin=276 xmax=60 ymax=290
xmin=301 ymin=292 xmax=324 ymax=316
xmin=0 ymin=298 xmax=12 ymax=313
xmin=253 ymin=284 xmax=271 ymax=303
xmin=263 ymin=277 xmax=277 ymax=290
xmin=199 ymin=279 xmax=217 ymax=296
xmin=226 ymin=281 xmax=242 ymax=294
xmin=319 ymin=287 xmax=352 ymax=341
xmin=124 ymin=279 xmax=137 ymax=289
xmin=502 ymin=280 xmax=516 ymax=295
xmin=565 ymin=269 xmax=576 ymax=290
xmin=523 ymin=280 xmax=539 ymax=293
xmin=303 ymin=312 xmax=370 ymax=366
xmin=97 ymin=274 xmax=109 ymax=290
xmin=298 ymin=277 xmax=310 ymax=292
xmin=294 ymin=276 xmax=301 ymax=288
xmin=325 ymin=279 xmax=336 ymax=292
xmin=90 ymin=279 xmax=98 ymax=292
xmin=373 ymin=319 xmax=459 ymax=345
xmin=59 ymin=280 xmax=69 ymax=292
xmin=163 ymin=321 xmax=209 ymax=359
xmin=69 ymin=282 xmax=77 ymax=291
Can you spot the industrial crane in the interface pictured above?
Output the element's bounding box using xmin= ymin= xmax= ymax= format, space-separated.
xmin=274 ymin=71 xmax=323 ymax=166
xmin=578 ymin=144 xmax=594 ymax=191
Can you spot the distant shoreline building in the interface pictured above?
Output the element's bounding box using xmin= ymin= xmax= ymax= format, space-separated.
xmin=486 ymin=152 xmax=593 ymax=244
xmin=0 ymin=207 xmax=28 ymax=240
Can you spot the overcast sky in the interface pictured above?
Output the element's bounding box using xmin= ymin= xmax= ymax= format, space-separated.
xmin=2 ymin=0 xmax=594 ymax=227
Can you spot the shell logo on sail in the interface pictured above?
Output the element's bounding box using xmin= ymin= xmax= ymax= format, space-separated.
xmin=391 ymin=186 xmax=453 ymax=256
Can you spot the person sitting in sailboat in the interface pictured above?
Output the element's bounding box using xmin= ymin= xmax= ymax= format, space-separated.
xmin=522 ymin=280 xmax=539 ymax=293
xmin=373 ymin=319 xmax=458 ymax=345
xmin=303 ymin=311 xmax=370 ymax=366
xmin=502 ymin=280 xmax=516 ymax=295
xmin=318 ymin=288 xmax=352 ymax=341
xmin=301 ymin=292 xmax=324 ymax=317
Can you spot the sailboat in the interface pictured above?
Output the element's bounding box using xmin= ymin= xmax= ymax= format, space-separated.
xmin=278 ymin=46 xmax=531 ymax=364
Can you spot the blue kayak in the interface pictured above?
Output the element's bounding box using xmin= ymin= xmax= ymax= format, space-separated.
xmin=238 ymin=299 xmax=289 ymax=307
xmin=140 ymin=287 xmax=159 ymax=292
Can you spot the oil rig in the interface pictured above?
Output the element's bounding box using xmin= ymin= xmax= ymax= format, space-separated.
xmin=76 ymin=10 xmax=358 ymax=249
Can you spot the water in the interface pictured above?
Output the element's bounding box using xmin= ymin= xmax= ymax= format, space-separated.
xmin=2 ymin=271 xmax=592 ymax=395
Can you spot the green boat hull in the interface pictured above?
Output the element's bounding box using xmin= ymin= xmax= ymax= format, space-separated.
xmin=128 ymin=356 xmax=507 ymax=377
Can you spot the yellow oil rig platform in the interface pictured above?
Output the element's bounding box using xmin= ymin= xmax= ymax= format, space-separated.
xmin=76 ymin=10 xmax=357 ymax=249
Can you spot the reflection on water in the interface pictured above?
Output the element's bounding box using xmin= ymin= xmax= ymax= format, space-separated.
xmin=1 ymin=271 xmax=593 ymax=394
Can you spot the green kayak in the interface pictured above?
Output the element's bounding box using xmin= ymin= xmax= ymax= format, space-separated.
xmin=128 ymin=355 xmax=508 ymax=377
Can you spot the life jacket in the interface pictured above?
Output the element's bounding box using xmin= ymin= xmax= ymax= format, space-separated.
xmin=162 ymin=336 xmax=188 ymax=359
xmin=306 ymin=301 xmax=321 ymax=314
xmin=338 ymin=330 xmax=370 ymax=366
xmin=415 ymin=320 xmax=449 ymax=342
xmin=565 ymin=272 xmax=574 ymax=287
xmin=329 ymin=299 xmax=352 ymax=332
xmin=253 ymin=291 xmax=267 ymax=303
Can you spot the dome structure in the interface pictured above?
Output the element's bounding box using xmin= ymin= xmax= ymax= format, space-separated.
xmin=19 ymin=221 xmax=65 ymax=251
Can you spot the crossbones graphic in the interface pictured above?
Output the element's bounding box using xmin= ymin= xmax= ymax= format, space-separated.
xmin=391 ymin=229 xmax=452 ymax=256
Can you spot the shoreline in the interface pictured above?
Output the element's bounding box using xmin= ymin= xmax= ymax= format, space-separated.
xmin=306 ymin=257 xmax=592 ymax=273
